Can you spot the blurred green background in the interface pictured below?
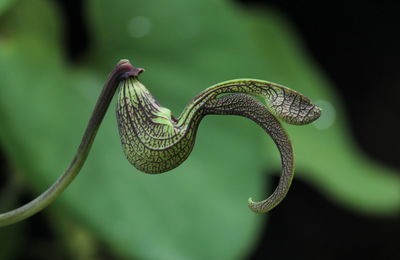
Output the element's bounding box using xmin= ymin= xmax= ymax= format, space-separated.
xmin=0 ymin=0 xmax=399 ymax=259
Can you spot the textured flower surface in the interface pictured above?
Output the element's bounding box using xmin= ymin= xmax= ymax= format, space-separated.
xmin=1 ymin=0 xmax=399 ymax=259
xmin=116 ymin=65 xmax=320 ymax=213
xmin=0 ymin=59 xmax=320 ymax=226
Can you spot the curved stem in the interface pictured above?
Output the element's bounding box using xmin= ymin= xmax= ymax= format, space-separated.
xmin=203 ymin=94 xmax=293 ymax=213
xmin=0 ymin=60 xmax=134 ymax=227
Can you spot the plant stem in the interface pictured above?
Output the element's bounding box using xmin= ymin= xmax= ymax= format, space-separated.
xmin=0 ymin=60 xmax=134 ymax=227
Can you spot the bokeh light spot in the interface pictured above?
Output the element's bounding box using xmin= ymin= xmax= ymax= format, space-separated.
xmin=313 ymin=100 xmax=336 ymax=130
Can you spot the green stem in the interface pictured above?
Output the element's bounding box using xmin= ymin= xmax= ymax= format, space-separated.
xmin=0 ymin=60 xmax=134 ymax=227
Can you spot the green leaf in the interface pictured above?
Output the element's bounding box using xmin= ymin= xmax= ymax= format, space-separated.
xmin=0 ymin=0 xmax=399 ymax=259
xmin=244 ymin=10 xmax=400 ymax=214
xmin=0 ymin=0 xmax=15 ymax=15
xmin=0 ymin=1 xmax=262 ymax=259
xmin=86 ymin=0 xmax=400 ymax=215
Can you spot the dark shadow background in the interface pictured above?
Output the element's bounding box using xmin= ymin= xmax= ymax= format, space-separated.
xmin=242 ymin=1 xmax=400 ymax=259
xmin=1 ymin=0 xmax=399 ymax=259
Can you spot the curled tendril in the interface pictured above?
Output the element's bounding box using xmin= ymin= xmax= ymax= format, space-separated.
xmin=0 ymin=59 xmax=321 ymax=227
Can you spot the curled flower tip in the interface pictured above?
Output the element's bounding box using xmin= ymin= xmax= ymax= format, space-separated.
xmin=247 ymin=197 xmax=263 ymax=213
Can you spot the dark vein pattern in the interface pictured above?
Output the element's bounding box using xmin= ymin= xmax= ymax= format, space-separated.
xmin=116 ymin=72 xmax=321 ymax=213
xmin=0 ymin=60 xmax=321 ymax=227
xmin=203 ymin=94 xmax=293 ymax=212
